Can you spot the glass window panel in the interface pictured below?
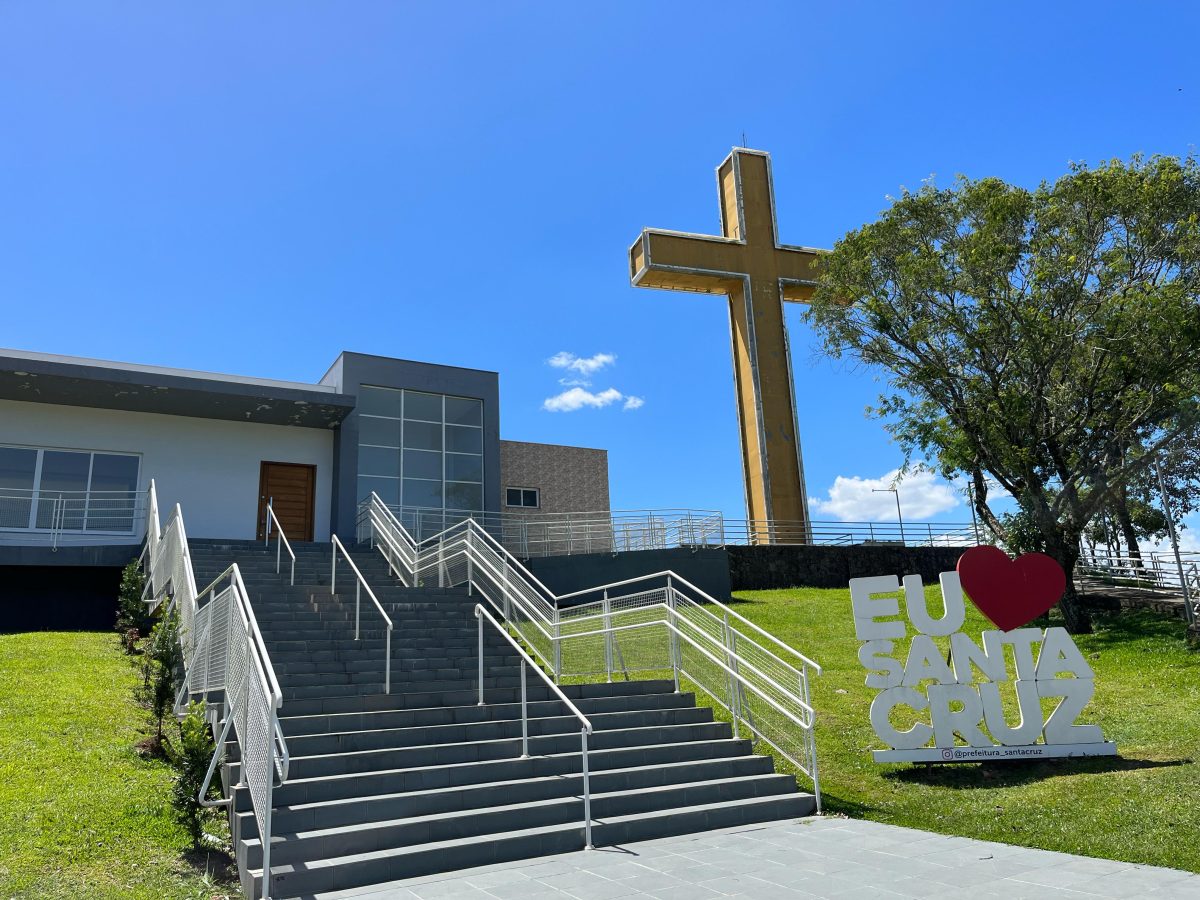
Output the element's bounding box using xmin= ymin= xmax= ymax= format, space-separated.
xmin=0 ymin=447 xmax=37 ymax=491
xmin=445 ymin=481 xmax=483 ymax=513
xmin=36 ymin=451 xmax=90 ymax=530
xmin=404 ymin=391 xmax=443 ymax=423
xmin=402 ymin=478 xmax=443 ymax=509
xmin=87 ymin=454 xmax=140 ymax=532
xmin=403 ymin=420 xmax=442 ymax=451
xmin=89 ymin=454 xmax=139 ymax=493
xmin=445 ymin=452 xmax=482 ymax=483
xmin=358 ymin=385 xmax=403 ymax=419
xmin=445 ymin=424 xmax=483 ymax=454
xmin=358 ymin=416 xmax=401 ymax=447
xmin=0 ymin=447 xmax=36 ymax=528
xmin=506 ymin=488 xmax=522 ymax=507
xmin=358 ymin=445 xmax=401 ymax=478
xmin=445 ymin=396 xmax=482 ymax=427
xmin=358 ymin=476 xmax=399 ymax=506
xmin=403 ymin=449 xmax=442 ymax=480
xmin=523 ymin=489 xmax=539 ymax=508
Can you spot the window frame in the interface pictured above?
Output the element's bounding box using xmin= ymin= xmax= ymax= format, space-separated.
xmin=505 ymin=487 xmax=540 ymax=509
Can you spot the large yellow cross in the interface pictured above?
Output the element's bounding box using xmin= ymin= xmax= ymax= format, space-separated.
xmin=629 ymin=148 xmax=824 ymax=533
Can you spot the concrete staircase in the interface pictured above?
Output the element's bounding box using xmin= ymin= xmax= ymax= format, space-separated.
xmin=188 ymin=538 xmax=815 ymax=899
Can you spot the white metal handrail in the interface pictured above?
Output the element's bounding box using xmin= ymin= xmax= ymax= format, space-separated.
xmin=474 ymin=603 xmax=594 ymax=848
xmin=356 ymin=493 xmax=418 ymax=585
xmin=263 ymin=499 xmax=296 ymax=586
xmin=359 ymin=505 xmax=822 ymax=806
xmin=144 ymin=496 xmax=287 ymax=900
xmin=331 ymin=533 xmax=394 ymax=693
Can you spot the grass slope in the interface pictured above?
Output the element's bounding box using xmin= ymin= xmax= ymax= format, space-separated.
xmin=733 ymin=587 xmax=1200 ymax=872
xmin=0 ymin=632 xmax=235 ymax=899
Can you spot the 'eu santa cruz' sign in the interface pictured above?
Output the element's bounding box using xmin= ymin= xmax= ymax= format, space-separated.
xmin=850 ymin=546 xmax=1117 ymax=763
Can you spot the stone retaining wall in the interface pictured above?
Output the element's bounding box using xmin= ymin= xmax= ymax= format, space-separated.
xmin=727 ymin=544 xmax=966 ymax=591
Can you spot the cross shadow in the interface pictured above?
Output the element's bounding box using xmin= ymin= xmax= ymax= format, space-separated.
xmin=883 ymin=755 xmax=1193 ymax=789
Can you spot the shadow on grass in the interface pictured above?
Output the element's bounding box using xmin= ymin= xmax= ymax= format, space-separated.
xmin=1083 ymin=610 xmax=1190 ymax=646
xmin=883 ymin=755 xmax=1193 ymax=790
xmin=181 ymin=846 xmax=238 ymax=887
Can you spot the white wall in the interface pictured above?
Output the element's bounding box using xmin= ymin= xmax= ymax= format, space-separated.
xmin=0 ymin=399 xmax=335 ymax=540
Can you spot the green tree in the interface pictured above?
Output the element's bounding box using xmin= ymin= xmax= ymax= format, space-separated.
xmin=807 ymin=155 xmax=1200 ymax=633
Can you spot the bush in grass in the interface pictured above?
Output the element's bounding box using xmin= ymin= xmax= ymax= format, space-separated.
xmin=167 ymin=700 xmax=223 ymax=848
xmin=115 ymin=559 xmax=149 ymax=649
xmin=137 ymin=607 xmax=182 ymax=752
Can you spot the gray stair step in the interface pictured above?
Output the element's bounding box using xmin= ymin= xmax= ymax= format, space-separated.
xmin=240 ymin=772 xmax=797 ymax=869
xmin=278 ymin=690 xmax=697 ymax=736
xmin=279 ymin=721 xmax=733 ymax=780
xmin=275 ymin=706 xmax=714 ymax=757
xmin=236 ymin=753 xmax=777 ymax=840
xmin=233 ymin=737 xmax=755 ymax=809
xmin=254 ymin=793 xmax=812 ymax=898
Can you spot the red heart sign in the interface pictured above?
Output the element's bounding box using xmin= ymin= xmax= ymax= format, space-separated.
xmin=956 ymin=545 xmax=1066 ymax=631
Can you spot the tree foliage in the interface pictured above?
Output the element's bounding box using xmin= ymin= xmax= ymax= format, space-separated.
xmin=807 ymin=155 xmax=1200 ymax=633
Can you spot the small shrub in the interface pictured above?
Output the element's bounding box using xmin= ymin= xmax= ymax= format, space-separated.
xmin=166 ymin=700 xmax=223 ymax=848
xmin=120 ymin=627 xmax=141 ymax=654
xmin=115 ymin=558 xmax=149 ymax=635
xmin=136 ymin=608 xmax=181 ymax=749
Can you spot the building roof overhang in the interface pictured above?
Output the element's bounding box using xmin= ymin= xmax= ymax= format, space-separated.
xmin=0 ymin=350 xmax=354 ymax=428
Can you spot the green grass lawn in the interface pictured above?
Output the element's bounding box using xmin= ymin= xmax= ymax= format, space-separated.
xmin=0 ymin=632 xmax=237 ymax=900
xmin=731 ymin=587 xmax=1200 ymax=872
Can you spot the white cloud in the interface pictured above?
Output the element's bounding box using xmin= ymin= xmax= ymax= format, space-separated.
xmin=558 ymin=377 xmax=592 ymax=388
xmin=543 ymin=387 xmax=624 ymax=412
xmin=548 ymin=351 xmax=616 ymax=376
xmin=809 ymin=468 xmax=960 ymax=522
xmin=622 ymin=396 xmax=645 ymax=411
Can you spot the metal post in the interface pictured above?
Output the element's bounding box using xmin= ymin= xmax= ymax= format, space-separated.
xmin=581 ymin=729 xmax=593 ymax=850
xmin=1156 ymin=455 xmax=1196 ymax=625
xmin=553 ymin=609 xmax=562 ymax=683
xmin=331 ymin=549 xmax=337 ymax=596
xmin=502 ymin=557 xmax=511 ymax=620
xmin=669 ymin=601 xmax=680 ymax=694
xmin=520 ymin=659 xmax=529 ymax=758
xmin=477 ymin=614 xmax=485 ymax=706
xmin=261 ymin=725 xmax=275 ymax=900
xmin=466 ymin=529 xmax=473 ymax=595
xmin=602 ymin=589 xmax=613 ymax=684
xmin=355 ymin=581 xmax=361 ymax=640
xmin=724 ymin=612 xmax=741 ymax=740
xmin=264 ymin=498 xmax=271 ymax=547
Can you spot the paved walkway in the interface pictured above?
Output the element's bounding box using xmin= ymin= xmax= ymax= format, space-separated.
xmin=323 ymin=818 xmax=1200 ymax=899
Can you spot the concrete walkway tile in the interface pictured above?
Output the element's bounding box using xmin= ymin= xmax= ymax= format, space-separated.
xmin=481 ymin=880 xmax=571 ymax=899
xmin=411 ymin=883 xmax=495 ymax=900
xmin=557 ymin=879 xmax=644 ymax=900
xmin=644 ymin=883 xmax=724 ymax=900
xmin=462 ymin=870 xmax=534 ymax=890
xmin=1069 ymin=869 xmax=1200 ymax=898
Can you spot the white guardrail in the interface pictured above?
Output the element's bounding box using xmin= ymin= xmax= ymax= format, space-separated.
xmin=0 ymin=487 xmax=148 ymax=549
xmin=358 ymin=493 xmax=823 ymax=811
xmin=143 ymin=481 xmax=288 ymax=900
xmin=1078 ymin=551 xmax=1199 ymax=625
xmin=380 ymin=503 xmax=980 ymax=558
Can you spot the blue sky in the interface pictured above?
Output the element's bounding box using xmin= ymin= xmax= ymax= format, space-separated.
xmin=2 ymin=3 xmax=1197 ymax=525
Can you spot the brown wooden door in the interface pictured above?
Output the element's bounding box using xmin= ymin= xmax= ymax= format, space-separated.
xmin=257 ymin=461 xmax=316 ymax=541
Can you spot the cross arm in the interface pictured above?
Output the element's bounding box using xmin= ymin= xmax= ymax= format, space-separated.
xmin=629 ymin=228 xmax=748 ymax=294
